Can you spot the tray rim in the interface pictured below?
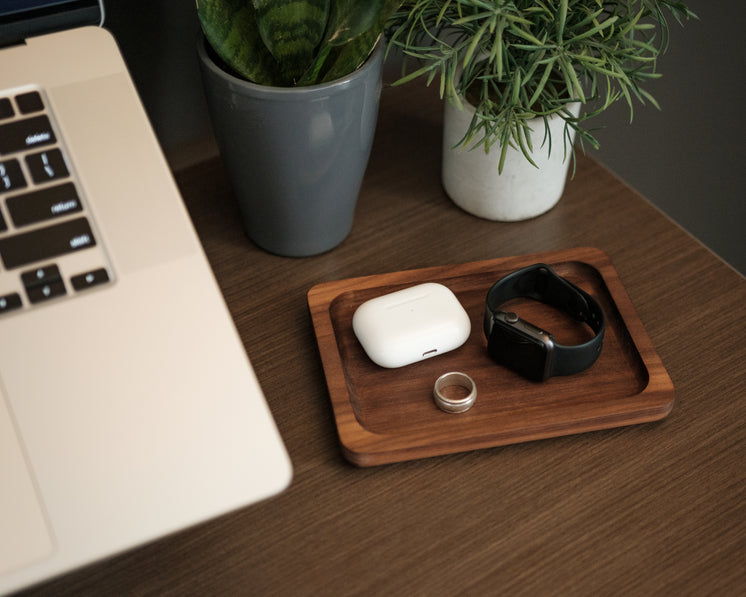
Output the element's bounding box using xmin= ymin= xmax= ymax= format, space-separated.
xmin=308 ymin=247 xmax=674 ymax=466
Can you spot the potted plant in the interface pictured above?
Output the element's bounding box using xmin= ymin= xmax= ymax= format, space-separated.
xmin=387 ymin=1 xmax=695 ymax=221
xmin=196 ymin=0 xmax=400 ymax=257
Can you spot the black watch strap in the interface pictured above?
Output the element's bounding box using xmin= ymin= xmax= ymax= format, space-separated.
xmin=485 ymin=263 xmax=605 ymax=378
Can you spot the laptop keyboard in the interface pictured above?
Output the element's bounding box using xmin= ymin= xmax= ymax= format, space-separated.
xmin=0 ymin=89 xmax=112 ymax=315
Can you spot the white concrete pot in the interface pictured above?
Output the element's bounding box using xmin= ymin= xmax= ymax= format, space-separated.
xmin=442 ymin=99 xmax=580 ymax=221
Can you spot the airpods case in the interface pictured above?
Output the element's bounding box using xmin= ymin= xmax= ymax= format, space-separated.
xmin=352 ymin=283 xmax=471 ymax=368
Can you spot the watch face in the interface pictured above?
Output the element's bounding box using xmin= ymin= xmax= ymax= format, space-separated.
xmin=487 ymin=319 xmax=549 ymax=381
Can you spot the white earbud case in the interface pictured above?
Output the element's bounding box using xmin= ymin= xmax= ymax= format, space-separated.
xmin=352 ymin=283 xmax=471 ymax=368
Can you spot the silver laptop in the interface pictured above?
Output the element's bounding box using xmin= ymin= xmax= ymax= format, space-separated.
xmin=0 ymin=1 xmax=292 ymax=593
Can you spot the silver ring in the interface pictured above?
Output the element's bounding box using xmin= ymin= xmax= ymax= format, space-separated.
xmin=433 ymin=372 xmax=477 ymax=414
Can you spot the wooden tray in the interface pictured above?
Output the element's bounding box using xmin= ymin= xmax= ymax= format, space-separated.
xmin=307 ymin=248 xmax=674 ymax=466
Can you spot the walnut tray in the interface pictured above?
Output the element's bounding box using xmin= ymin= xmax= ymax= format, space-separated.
xmin=307 ymin=248 xmax=674 ymax=466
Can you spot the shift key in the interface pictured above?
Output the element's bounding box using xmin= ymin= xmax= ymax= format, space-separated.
xmin=0 ymin=217 xmax=96 ymax=269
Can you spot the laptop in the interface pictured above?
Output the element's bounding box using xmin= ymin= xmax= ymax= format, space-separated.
xmin=0 ymin=1 xmax=292 ymax=593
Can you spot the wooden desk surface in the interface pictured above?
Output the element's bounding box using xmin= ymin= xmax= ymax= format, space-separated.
xmin=24 ymin=84 xmax=745 ymax=595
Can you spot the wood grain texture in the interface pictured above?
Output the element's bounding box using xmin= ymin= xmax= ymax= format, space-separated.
xmin=309 ymin=247 xmax=674 ymax=465
xmin=19 ymin=82 xmax=746 ymax=596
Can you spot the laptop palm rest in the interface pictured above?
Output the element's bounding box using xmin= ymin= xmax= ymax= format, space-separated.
xmin=0 ymin=386 xmax=54 ymax=575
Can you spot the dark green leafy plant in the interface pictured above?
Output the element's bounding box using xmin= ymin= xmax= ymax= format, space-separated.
xmin=387 ymin=0 xmax=695 ymax=171
xmin=197 ymin=0 xmax=401 ymax=87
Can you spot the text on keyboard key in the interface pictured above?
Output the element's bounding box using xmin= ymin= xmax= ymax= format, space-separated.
xmin=71 ymin=267 xmax=110 ymax=291
xmin=26 ymin=148 xmax=69 ymax=184
xmin=6 ymin=182 xmax=82 ymax=227
xmin=21 ymin=264 xmax=62 ymax=287
xmin=1 ymin=158 xmax=26 ymax=192
xmin=0 ymin=217 xmax=96 ymax=269
xmin=0 ymin=115 xmax=56 ymax=155
xmin=22 ymin=264 xmax=66 ymax=304
xmin=0 ymin=293 xmax=22 ymax=313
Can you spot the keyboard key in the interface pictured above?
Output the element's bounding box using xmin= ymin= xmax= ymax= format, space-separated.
xmin=0 ymin=217 xmax=96 ymax=270
xmin=0 ymin=98 xmax=13 ymax=120
xmin=6 ymin=182 xmax=81 ymax=227
xmin=26 ymin=148 xmax=69 ymax=183
xmin=0 ymin=209 xmax=6 ymax=233
xmin=22 ymin=264 xmax=66 ymax=304
xmin=71 ymin=267 xmax=110 ymax=291
xmin=0 ymin=292 xmax=23 ymax=313
xmin=21 ymin=264 xmax=61 ymax=287
xmin=25 ymin=281 xmax=66 ymax=303
xmin=1 ymin=159 xmax=26 ymax=192
xmin=0 ymin=115 xmax=56 ymax=155
xmin=16 ymin=91 xmax=44 ymax=114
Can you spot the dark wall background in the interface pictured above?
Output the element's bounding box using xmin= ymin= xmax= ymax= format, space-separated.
xmin=590 ymin=2 xmax=744 ymax=275
xmin=104 ymin=1 xmax=744 ymax=274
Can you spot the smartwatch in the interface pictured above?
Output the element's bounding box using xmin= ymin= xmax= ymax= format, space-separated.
xmin=483 ymin=263 xmax=605 ymax=381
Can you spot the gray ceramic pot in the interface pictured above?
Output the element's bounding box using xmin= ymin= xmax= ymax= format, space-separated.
xmin=197 ymin=38 xmax=383 ymax=257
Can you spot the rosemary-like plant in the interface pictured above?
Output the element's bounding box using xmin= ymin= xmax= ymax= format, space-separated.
xmin=387 ymin=0 xmax=695 ymax=171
